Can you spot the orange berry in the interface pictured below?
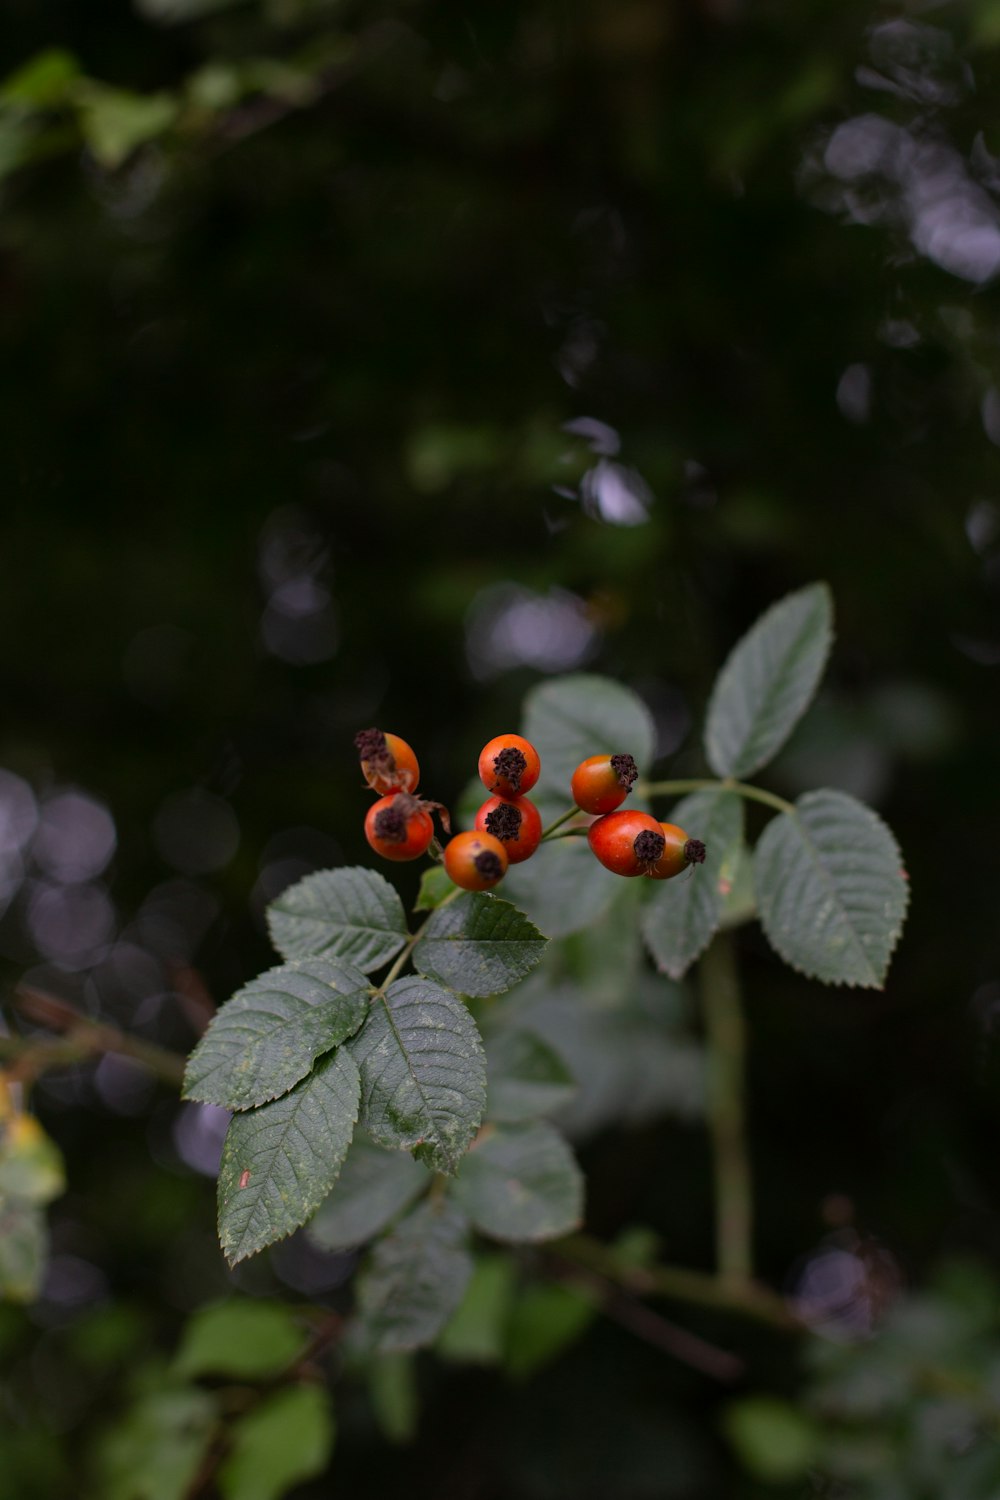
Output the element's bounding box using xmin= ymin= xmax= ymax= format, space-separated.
xmin=646 ymin=823 xmax=707 ymax=880
xmin=443 ymin=830 xmax=508 ymax=891
xmin=364 ymin=792 xmax=434 ymax=861
xmin=474 ymin=795 xmax=543 ymax=864
xmin=587 ymin=808 xmax=667 ymax=877
xmin=477 ymin=734 xmax=540 ymax=798
xmin=570 ymin=753 xmax=639 ymax=815
xmin=355 ymin=728 xmax=420 ymax=794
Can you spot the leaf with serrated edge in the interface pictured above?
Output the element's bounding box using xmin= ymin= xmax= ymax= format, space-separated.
xmin=357 ymin=1198 xmax=472 ymax=1353
xmin=523 ymin=673 xmax=656 ymax=814
xmin=452 ymin=1121 xmax=584 ymax=1243
xmin=640 ymin=790 xmax=743 ymax=980
xmin=307 ymin=1134 xmax=429 ymax=1250
xmin=753 ymin=789 xmax=909 ymax=989
xmin=349 ymin=976 xmax=486 ymax=1174
xmin=705 ymin=582 xmax=833 ymax=779
xmin=413 ymin=893 xmax=546 ymax=998
xmin=267 ymin=866 xmax=408 ymax=972
xmin=185 ymin=958 xmax=370 ymax=1111
xmin=218 ymin=1047 xmax=360 ymax=1265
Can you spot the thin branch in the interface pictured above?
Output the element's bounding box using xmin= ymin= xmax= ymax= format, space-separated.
xmin=549 ymin=1256 xmax=745 ymax=1381
xmin=3 ymin=986 xmax=187 ymax=1088
xmin=553 ymin=1233 xmax=797 ymax=1331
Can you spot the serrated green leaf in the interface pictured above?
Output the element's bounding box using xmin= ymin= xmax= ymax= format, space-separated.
xmin=92 ymin=1386 xmax=216 ymax=1500
xmin=523 ymin=673 xmax=656 ymax=814
xmin=76 ymin=83 xmax=178 ymax=170
xmin=436 ymin=1252 xmax=517 ymax=1365
xmin=502 ymin=837 xmax=618 ymax=938
xmin=414 ymin=864 xmax=457 ymax=912
xmin=753 ymin=789 xmax=909 ymax=988
xmin=184 ymin=958 xmax=370 ymax=1111
xmin=218 ymin=1385 xmax=334 ymax=1500
xmin=413 ymin=892 xmax=546 ymax=998
xmin=485 ymin=1028 xmax=576 ymax=1123
xmin=307 ymin=1134 xmax=428 ymax=1250
xmin=640 ymin=790 xmax=743 ymax=979
xmin=217 ymin=1048 xmax=360 ymax=1265
xmin=172 ymin=1298 xmax=306 ymax=1380
xmin=0 ymin=1197 xmax=47 ymax=1302
xmin=705 ymin=582 xmax=833 ymax=778
xmin=357 ymin=1198 xmax=472 ymax=1353
xmin=349 ymin=977 xmax=486 ymax=1174
xmin=267 ymin=866 xmax=408 ymax=972
xmin=452 ymin=1122 xmax=584 ymax=1243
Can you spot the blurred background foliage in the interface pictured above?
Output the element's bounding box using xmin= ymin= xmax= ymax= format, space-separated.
xmin=2 ymin=0 xmax=1000 ymax=1494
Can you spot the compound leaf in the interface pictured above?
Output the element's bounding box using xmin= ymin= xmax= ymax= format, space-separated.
xmin=307 ymin=1134 xmax=429 ymax=1251
xmin=452 ymin=1122 xmax=584 ymax=1243
xmin=357 ymin=1198 xmax=472 ymax=1353
xmin=267 ymin=866 xmax=408 ymax=972
xmin=705 ymin=582 xmax=833 ymax=778
xmin=753 ymin=788 xmax=909 ymax=988
xmin=217 ymin=1047 xmax=360 ymax=1265
xmin=349 ymin=977 xmax=486 ymax=1174
xmin=184 ymin=957 xmax=369 ymax=1111
xmin=413 ymin=893 xmax=546 ymax=997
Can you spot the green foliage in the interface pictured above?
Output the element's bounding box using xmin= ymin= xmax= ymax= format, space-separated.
xmin=502 ymin=838 xmax=619 ymax=938
xmin=307 ymin=1134 xmax=428 ymax=1251
xmin=452 ymin=1121 xmax=583 ymax=1242
xmin=0 ymin=1117 xmax=64 ymax=1301
xmin=92 ymin=1384 xmax=216 ymax=1500
xmin=218 ymin=1047 xmax=360 ymax=1264
xmin=640 ymin=788 xmax=744 ymax=979
xmin=412 ymin=892 xmax=546 ymax=997
xmin=183 ymin=957 xmax=370 ymax=1110
xmin=705 ymin=582 xmax=834 ymax=779
xmin=267 ymin=867 xmax=408 ymax=972
xmin=173 ymin=1299 xmax=306 ymax=1380
xmin=522 ymin=673 xmax=657 ymax=814
xmin=755 ymin=789 xmax=909 ymax=988
xmin=484 ymin=1027 xmax=577 ymax=1123
xmin=723 ymin=1396 xmax=822 ymax=1482
xmin=436 ymin=1252 xmax=518 ymax=1365
xmin=218 ymin=1385 xmax=335 ymax=1500
xmin=0 ymin=1196 xmax=47 ymax=1303
xmin=349 ymin=976 xmax=487 ymax=1174
xmin=356 ymin=1198 xmax=473 ymax=1354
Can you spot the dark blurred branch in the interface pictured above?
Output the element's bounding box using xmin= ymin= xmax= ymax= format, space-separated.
xmin=547 ymin=1254 xmax=745 ymax=1381
xmin=554 ymin=1233 xmax=797 ymax=1332
xmin=1 ymin=985 xmax=187 ymax=1088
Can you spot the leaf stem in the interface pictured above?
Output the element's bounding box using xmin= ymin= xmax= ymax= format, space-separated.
xmin=700 ymin=932 xmax=754 ymax=1285
xmin=540 ymin=807 xmax=583 ymax=841
xmin=375 ymin=887 xmax=461 ymax=995
xmin=639 ymin=777 xmax=795 ymax=817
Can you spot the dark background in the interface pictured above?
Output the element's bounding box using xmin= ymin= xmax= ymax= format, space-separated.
xmin=2 ymin=1 xmax=1000 ymax=1495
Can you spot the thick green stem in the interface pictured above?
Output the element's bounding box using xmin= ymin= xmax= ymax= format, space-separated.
xmin=700 ymin=932 xmax=754 ymax=1284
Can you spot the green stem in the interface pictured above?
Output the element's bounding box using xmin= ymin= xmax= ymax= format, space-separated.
xmin=553 ymin=1234 xmax=795 ymax=1330
xmin=700 ymin=932 xmax=754 ymax=1284
xmin=639 ymin=778 xmax=794 ymax=817
xmin=540 ymin=807 xmax=582 ymax=841
xmin=375 ymin=886 xmax=461 ymax=995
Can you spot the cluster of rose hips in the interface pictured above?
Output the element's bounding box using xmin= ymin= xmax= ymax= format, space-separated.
xmin=355 ymin=728 xmax=705 ymax=893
